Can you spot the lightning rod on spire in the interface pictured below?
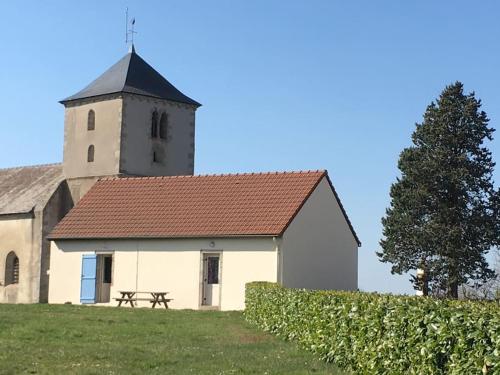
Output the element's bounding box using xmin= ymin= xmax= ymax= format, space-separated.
xmin=125 ymin=8 xmax=137 ymax=51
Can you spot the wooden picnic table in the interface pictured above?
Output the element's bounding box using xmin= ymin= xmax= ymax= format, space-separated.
xmin=115 ymin=291 xmax=172 ymax=309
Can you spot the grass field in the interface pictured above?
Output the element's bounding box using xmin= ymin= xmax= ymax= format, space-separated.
xmin=0 ymin=304 xmax=341 ymax=374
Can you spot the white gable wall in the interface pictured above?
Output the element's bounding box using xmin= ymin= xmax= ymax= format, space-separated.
xmin=280 ymin=176 xmax=358 ymax=290
xmin=49 ymin=237 xmax=277 ymax=310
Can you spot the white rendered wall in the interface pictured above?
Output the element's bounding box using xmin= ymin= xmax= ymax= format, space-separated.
xmin=280 ymin=177 xmax=358 ymax=291
xmin=49 ymin=237 xmax=277 ymax=310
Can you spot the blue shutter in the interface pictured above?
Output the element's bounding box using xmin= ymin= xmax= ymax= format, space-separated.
xmin=80 ymin=254 xmax=97 ymax=304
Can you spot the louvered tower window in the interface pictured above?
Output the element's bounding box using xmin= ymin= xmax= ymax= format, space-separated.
xmin=151 ymin=111 xmax=159 ymax=138
xmin=12 ymin=257 xmax=19 ymax=284
xmin=5 ymin=252 xmax=19 ymax=285
xmin=159 ymin=112 xmax=168 ymax=139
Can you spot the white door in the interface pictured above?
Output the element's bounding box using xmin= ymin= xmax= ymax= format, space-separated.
xmin=202 ymin=254 xmax=220 ymax=306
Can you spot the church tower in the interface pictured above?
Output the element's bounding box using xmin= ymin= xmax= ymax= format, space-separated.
xmin=61 ymin=46 xmax=200 ymax=201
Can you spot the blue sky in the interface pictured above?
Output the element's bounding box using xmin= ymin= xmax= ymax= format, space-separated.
xmin=1 ymin=1 xmax=499 ymax=294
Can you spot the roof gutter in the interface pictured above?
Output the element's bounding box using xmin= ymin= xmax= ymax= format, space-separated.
xmin=60 ymin=91 xmax=202 ymax=108
xmin=47 ymin=233 xmax=280 ymax=241
xmin=0 ymin=209 xmax=35 ymax=220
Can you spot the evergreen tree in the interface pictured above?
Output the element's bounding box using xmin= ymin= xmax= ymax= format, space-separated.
xmin=378 ymin=82 xmax=500 ymax=298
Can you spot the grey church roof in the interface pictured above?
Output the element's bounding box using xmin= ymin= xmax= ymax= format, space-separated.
xmin=0 ymin=164 xmax=64 ymax=215
xmin=61 ymin=46 xmax=201 ymax=107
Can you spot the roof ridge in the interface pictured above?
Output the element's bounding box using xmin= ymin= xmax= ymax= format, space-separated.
xmin=99 ymin=170 xmax=327 ymax=181
xmin=0 ymin=162 xmax=62 ymax=172
xmin=122 ymin=51 xmax=134 ymax=92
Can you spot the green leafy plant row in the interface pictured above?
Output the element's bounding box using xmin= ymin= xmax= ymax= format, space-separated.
xmin=244 ymin=282 xmax=499 ymax=374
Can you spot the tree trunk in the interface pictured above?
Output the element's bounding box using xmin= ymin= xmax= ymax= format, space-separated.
xmin=449 ymin=280 xmax=458 ymax=299
xmin=422 ymin=274 xmax=429 ymax=296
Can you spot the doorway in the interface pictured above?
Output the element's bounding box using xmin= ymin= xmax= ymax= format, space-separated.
xmin=96 ymin=254 xmax=113 ymax=303
xmin=201 ymin=253 xmax=221 ymax=307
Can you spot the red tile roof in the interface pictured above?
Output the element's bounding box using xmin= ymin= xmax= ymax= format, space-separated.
xmin=49 ymin=170 xmax=359 ymax=244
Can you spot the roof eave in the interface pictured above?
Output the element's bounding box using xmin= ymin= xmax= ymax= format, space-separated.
xmin=60 ymin=91 xmax=202 ymax=108
xmin=47 ymin=233 xmax=279 ymax=241
xmin=59 ymin=92 xmax=122 ymax=105
xmin=278 ymin=171 xmax=327 ymax=236
xmin=324 ymin=174 xmax=361 ymax=247
xmin=0 ymin=208 xmax=35 ymax=219
xmin=278 ymin=172 xmax=361 ymax=247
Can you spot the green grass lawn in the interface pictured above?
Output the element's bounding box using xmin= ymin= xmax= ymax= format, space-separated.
xmin=0 ymin=304 xmax=342 ymax=374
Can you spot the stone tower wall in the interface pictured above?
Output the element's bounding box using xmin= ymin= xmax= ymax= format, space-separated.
xmin=63 ymin=93 xmax=197 ymax=190
xmin=62 ymin=95 xmax=123 ymax=180
xmin=120 ymin=94 xmax=196 ymax=176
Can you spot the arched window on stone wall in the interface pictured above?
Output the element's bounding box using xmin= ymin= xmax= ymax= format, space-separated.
xmin=151 ymin=111 xmax=159 ymax=138
xmin=5 ymin=252 xmax=19 ymax=285
xmin=88 ymin=110 xmax=95 ymax=131
xmin=159 ymin=112 xmax=168 ymax=140
xmin=87 ymin=145 xmax=95 ymax=163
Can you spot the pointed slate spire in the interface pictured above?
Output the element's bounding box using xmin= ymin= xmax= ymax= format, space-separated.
xmin=61 ymin=49 xmax=200 ymax=107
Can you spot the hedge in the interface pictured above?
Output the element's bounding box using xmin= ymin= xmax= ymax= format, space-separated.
xmin=245 ymin=282 xmax=500 ymax=374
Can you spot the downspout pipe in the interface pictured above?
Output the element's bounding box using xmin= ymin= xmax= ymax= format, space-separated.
xmin=273 ymin=236 xmax=283 ymax=285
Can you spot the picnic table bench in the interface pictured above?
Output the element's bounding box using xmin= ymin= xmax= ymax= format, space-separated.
xmin=114 ymin=291 xmax=172 ymax=309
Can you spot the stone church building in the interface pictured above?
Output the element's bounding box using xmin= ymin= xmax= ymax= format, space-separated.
xmin=1 ymin=46 xmax=359 ymax=308
xmin=0 ymin=46 xmax=201 ymax=303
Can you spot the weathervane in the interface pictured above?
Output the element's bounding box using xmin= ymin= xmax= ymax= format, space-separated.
xmin=125 ymin=8 xmax=137 ymax=49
